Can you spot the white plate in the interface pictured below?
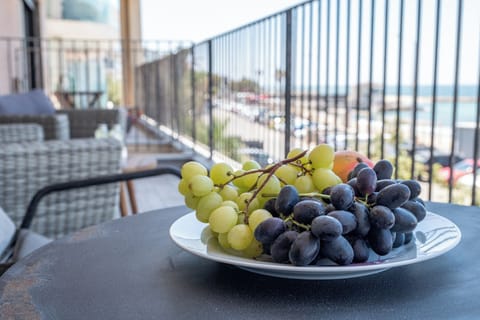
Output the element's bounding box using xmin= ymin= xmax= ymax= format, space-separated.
xmin=169 ymin=211 xmax=461 ymax=280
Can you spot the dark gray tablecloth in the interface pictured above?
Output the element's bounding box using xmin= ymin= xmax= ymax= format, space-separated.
xmin=0 ymin=202 xmax=478 ymax=319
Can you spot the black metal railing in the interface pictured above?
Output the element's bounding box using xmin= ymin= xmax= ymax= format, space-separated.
xmin=1 ymin=0 xmax=479 ymax=206
xmin=0 ymin=37 xmax=191 ymax=108
xmin=137 ymin=0 xmax=479 ymax=206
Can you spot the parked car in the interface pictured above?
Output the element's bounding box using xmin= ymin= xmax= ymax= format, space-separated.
xmin=438 ymin=159 xmax=480 ymax=185
xmin=456 ymin=173 xmax=480 ymax=188
xmin=415 ymin=150 xmax=464 ymax=181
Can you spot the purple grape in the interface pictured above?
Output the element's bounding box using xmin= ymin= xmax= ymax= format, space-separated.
xmin=270 ymin=231 xmax=299 ymax=263
xmin=320 ymin=236 xmax=354 ymax=265
xmin=391 ymin=207 xmax=418 ymax=233
xmin=327 ymin=210 xmax=357 ymax=234
xmin=356 ymin=167 xmax=377 ymax=196
xmin=288 ymin=231 xmax=320 ymax=266
xmin=329 ymin=183 xmax=355 ymax=210
xmin=368 ymin=227 xmax=393 ymax=256
xmin=275 ymin=185 xmax=299 ymax=217
xmin=254 ymin=217 xmax=286 ymax=245
xmin=348 ymin=162 xmax=370 ymax=180
xmin=311 ymin=215 xmax=343 ymax=241
xmin=376 ymin=183 xmax=411 ymax=209
xmin=400 ymin=180 xmax=422 ymax=199
xmin=373 ymin=159 xmax=394 ymax=180
xmin=350 ymin=202 xmax=371 ymax=237
xmin=369 ymin=205 xmax=395 ymax=229
xmin=401 ymin=200 xmax=427 ymax=222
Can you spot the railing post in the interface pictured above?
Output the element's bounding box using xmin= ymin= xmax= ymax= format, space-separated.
xmin=173 ymin=52 xmax=180 ymax=137
xmin=191 ymin=46 xmax=196 ymax=147
xmin=448 ymin=0 xmax=463 ymax=203
xmin=208 ymin=40 xmax=214 ymax=160
xmin=284 ymin=9 xmax=292 ymax=157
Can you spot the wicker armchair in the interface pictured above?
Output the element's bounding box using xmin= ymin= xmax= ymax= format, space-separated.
xmin=0 ymin=124 xmax=44 ymax=143
xmin=0 ymin=108 xmax=126 ymax=140
xmin=57 ymin=108 xmax=127 ymax=139
xmin=0 ymin=137 xmax=123 ymax=238
xmin=0 ymin=113 xmax=69 ymax=140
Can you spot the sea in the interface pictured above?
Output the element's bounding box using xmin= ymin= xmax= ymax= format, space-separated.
xmin=383 ymin=85 xmax=479 ymax=126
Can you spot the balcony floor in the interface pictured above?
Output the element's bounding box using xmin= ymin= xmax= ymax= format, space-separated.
xmin=123 ymin=125 xmax=185 ymax=215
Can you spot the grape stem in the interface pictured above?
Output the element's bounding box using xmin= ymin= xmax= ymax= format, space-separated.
xmin=284 ymin=215 xmax=311 ymax=230
xmin=220 ymin=150 xmax=308 ymax=189
xmin=241 ymin=150 xmax=309 ymax=223
xmin=261 ymin=192 xmax=331 ymax=201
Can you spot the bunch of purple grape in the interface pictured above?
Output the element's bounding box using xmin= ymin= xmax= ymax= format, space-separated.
xmin=254 ymin=159 xmax=426 ymax=266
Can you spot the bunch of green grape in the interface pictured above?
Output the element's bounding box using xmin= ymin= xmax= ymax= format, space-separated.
xmin=177 ymin=144 xmax=341 ymax=258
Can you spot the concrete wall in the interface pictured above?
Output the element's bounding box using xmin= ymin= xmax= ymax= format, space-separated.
xmin=44 ymin=19 xmax=119 ymax=39
xmin=0 ymin=0 xmax=25 ymax=94
xmin=456 ymin=123 xmax=479 ymax=159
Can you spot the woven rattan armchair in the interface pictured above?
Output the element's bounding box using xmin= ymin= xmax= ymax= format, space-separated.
xmin=0 ymin=137 xmax=123 ymax=238
xmin=0 ymin=124 xmax=44 ymax=143
xmin=0 ymin=108 xmax=126 ymax=140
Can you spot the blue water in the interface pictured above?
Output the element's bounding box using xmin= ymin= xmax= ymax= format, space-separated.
xmin=292 ymin=84 xmax=479 ymax=126
xmin=383 ymin=85 xmax=478 ymax=126
xmin=415 ymin=102 xmax=477 ymax=126
xmin=383 ymin=84 xmax=478 ymax=98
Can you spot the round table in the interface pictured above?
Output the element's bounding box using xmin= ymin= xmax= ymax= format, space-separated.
xmin=0 ymin=202 xmax=478 ymax=319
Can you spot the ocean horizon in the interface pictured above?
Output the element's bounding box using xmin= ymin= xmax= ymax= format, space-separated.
xmin=287 ymin=84 xmax=479 ymax=126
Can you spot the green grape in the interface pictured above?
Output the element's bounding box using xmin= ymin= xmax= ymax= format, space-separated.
xmin=243 ymin=170 xmax=261 ymax=189
xmin=218 ymin=232 xmax=232 ymax=250
xmin=221 ymin=200 xmax=239 ymax=210
xmin=184 ymin=191 xmax=200 ymax=209
xmin=232 ymin=169 xmax=247 ymax=188
xmin=242 ymin=238 xmax=263 ymax=258
xmin=256 ymin=196 xmax=269 ymax=209
xmin=177 ymin=179 xmax=189 ymax=195
xmin=196 ymin=192 xmax=223 ymax=223
xmin=242 ymin=160 xmax=261 ymax=171
xmin=209 ymin=206 xmax=238 ymax=233
xmin=181 ymin=161 xmax=208 ymax=181
xmin=312 ymin=168 xmax=342 ymax=192
xmin=188 ymin=175 xmax=214 ymax=197
xmin=294 ymin=174 xmax=316 ymax=193
xmin=237 ymin=212 xmax=246 ymax=224
xmin=275 ymin=165 xmax=298 ymax=185
xmin=236 ymin=192 xmax=260 ymax=213
xmin=210 ymin=162 xmax=233 ymax=185
xmin=247 ymin=198 xmax=260 ymax=213
xmin=287 ymin=148 xmax=308 ymax=166
xmin=308 ymin=144 xmax=335 ymax=169
xmin=227 ymin=224 xmax=254 ymax=250
xmin=219 ymin=184 xmax=238 ymax=201
xmin=257 ymin=174 xmax=281 ymax=195
xmin=248 ymin=209 xmax=272 ymax=232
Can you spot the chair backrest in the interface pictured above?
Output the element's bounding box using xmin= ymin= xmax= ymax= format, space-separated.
xmin=0 ymin=138 xmax=122 ymax=238
xmin=0 ymin=114 xmax=70 ymax=140
xmin=0 ymin=124 xmax=44 ymax=143
xmin=57 ymin=108 xmax=127 ymax=139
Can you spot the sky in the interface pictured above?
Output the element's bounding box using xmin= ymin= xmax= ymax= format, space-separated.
xmin=140 ymin=0 xmax=306 ymax=43
xmin=140 ymin=0 xmax=479 ymax=86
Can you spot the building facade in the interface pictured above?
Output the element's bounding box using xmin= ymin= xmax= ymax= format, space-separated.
xmin=0 ymin=0 xmax=141 ymax=107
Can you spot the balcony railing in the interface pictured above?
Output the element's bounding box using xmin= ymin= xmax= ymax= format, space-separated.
xmin=1 ymin=0 xmax=479 ymax=206
xmin=136 ymin=0 xmax=480 ymax=206
xmin=0 ymin=37 xmax=191 ymax=107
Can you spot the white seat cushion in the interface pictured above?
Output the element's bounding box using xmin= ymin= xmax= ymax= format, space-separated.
xmin=1 ymin=206 xmax=51 ymax=262
xmin=13 ymin=229 xmax=52 ymax=260
xmin=0 ymin=207 xmax=15 ymax=258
